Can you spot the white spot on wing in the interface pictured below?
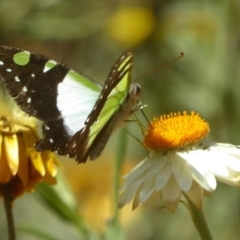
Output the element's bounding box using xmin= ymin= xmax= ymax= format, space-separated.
xmin=15 ymin=76 xmax=20 ymax=82
xmin=6 ymin=68 xmax=12 ymax=72
xmin=0 ymin=61 xmax=4 ymax=65
xmin=27 ymin=98 xmax=31 ymax=103
xmin=45 ymin=125 xmax=50 ymax=130
xmin=31 ymin=73 xmax=35 ymax=77
xmin=49 ymin=138 xmax=54 ymax=143
xmin=22 ymin=86 xmax=28 ymax=92
xmin=72 ymin=141 xmax=77 ymax=148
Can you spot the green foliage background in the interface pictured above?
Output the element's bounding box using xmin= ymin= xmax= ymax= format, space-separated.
xmin=0 ymin=0 xmax=240 ymax=239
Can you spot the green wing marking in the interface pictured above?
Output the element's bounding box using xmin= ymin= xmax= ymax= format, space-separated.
xmin=88 ymin=54 xmax=132 ymax=145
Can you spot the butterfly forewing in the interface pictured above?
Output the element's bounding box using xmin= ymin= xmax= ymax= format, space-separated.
xmin=0 ymin=46 xmax=101 ymax=153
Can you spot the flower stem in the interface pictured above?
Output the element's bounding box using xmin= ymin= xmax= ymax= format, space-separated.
xmin=3 ymin=182 xmax=15 ymax=240
xmin=184 ymin=195 xmax=213 ymax=240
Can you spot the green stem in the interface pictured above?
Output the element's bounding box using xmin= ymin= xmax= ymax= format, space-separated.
xmin=113 ymin=129 xmax=128 ymax=226
xmin=3 ymin=182 xmax=15 ymax=240
xmin=184 ymin=195 xmax=213 ymax=240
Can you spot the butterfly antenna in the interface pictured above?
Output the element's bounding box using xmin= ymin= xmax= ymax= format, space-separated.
xmin=134 ymin=52 xmax=184 ymax=83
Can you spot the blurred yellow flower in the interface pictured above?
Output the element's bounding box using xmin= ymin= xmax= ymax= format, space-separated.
xmin=119 ymin=111 xmax=240 ymax=212
xmin=0 ymin=88 xmax=59 ymax=199
xmin=106 ymin=7 xmax=156 ymax=47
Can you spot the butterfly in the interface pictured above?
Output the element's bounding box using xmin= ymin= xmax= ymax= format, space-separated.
xmin=0 ymin=46 xmax=141 ymax=163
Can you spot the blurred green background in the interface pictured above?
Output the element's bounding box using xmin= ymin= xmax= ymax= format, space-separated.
xmin=1 ymin=0 xmax=240 ymax=239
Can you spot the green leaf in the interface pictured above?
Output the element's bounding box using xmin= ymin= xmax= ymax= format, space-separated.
xmin=35 ymin=171 xmax=90 ymax=238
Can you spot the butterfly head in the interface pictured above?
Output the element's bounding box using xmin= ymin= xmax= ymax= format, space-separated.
xmin=128 ymin=82 xmax=141 ymax=101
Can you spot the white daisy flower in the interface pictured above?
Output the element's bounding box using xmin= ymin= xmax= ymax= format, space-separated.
xmin=118 ymin=111 xmax=240 ymax=212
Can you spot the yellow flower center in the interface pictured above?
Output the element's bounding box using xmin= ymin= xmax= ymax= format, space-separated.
xmin=143 ymin=111 xmax=210 ymax=150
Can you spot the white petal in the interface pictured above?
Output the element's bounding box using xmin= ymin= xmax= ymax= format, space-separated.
xmin=215 ymin=176 xmax=240 ymax=186
xmin=161 ymin=175 xmax=182 ymax=212
xmin=139 ymin=156 xmax=168 ymax=203
xmin=191 ymin=167 xmax=216 ymax=192
xmin=213 ymin=143 xmax=240 ymax=156
xmin=154 ymin=160 xmax=172 ymax=191
xmin=144 ymin=191 xmax=165 ymax=210
xmin=218 ymin=155 xmax=240 ymax=172
xmin=172 ymin=154 xmax=193 ymax=191
xmin=179 ymin=151 xmax=217 ymax=191
xmin=215 ymin=168 xmax=240 ymax=186
xmin=139 ymin=179 xmax=155 ymax=203
xmin=184 ymin=181 xmax=203 ymax=210
xmin=118 ymin=180 xmax=144 ymax=208
xmin=124 ymin=157 xmax=155 ymax=182
xmin=223 ymin=156 xmax=240 ymax=171
xmin=143 ymin=155 xmax=168 ymax=183
xmin=207 ymin=147 xmax=240 ymax=172
xmin=199 ymin=151 xmax=229 ymax=177
xmin=119 ymin=171 xmax=146 ymax=205
xmin=118 ymin=156 xmax=159 ymax=208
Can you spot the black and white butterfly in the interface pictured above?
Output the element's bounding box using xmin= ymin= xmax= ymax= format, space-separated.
xmin=0 ymin=46 xmax=141 ymax=163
